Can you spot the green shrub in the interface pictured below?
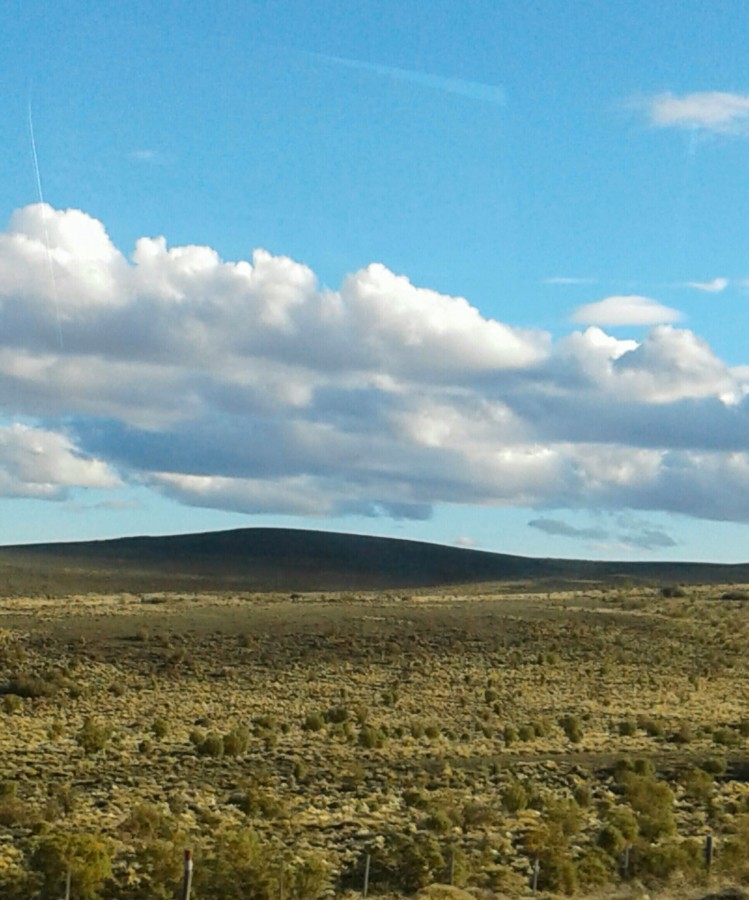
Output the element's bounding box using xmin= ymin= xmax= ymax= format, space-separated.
xmin=682 ymin=766 xmax=714 ymax=802
xmin=597 ymin=823 xmax=627 ymax=857
xmin=381 ymin=689 xmax=398 ymax=707
xmin=196 ymin=732 xmax=224 ymax=757
xmin=632 ymin=757 xmax=655 ymax=777
xmin=0 ymin=791 xmax=32 ymax=827
xmin=700 ymin=756 xmax=726 ymax=775
xmin=576 ymin=847 xmax=613 ymax=888
xmin=2 ymin=694 xmax=22 ymax=714
xmin=346 ymin=831 xmax=445 ymax=894
xmin=223 ymin=728 xmax=250 ymax=757
xmin=410 ymin=721 xmax=425 ymax=739
xmin=44 ymin=783 xmax=78 ymax=822
xmin=637 ymin=715 xmax=665 ymax=737
xmin=533 ymin=716 xmax=554 ymax=738
xmin=669 ymin=722 xmax=694 ymax=744
xmin=120 ymin=802 xmax=173 ymax=840
xmin=402 ymin=788 xmax=427 ymax=809
xmin=622 ymin=774 xmax=675 ymax=840
xmin=1 ymin=672 xmax=58 ymax=699
xmin=76 ymin=718 xmax=111 ymax=755
xmin=48 ymin=720 xmax=64 ymax=739
xmin=604 ymin=805 xmax=639 ymax=842
xmin=462 ymin=800 xmax=498 ymax=830
xmin=559 ymin=715 xmax=583 ymax=743
xmin=129 ymin=837 xmax=186 ymax=900
xmin=324 ymin=704 xmax=349 ymax=724
xmin=573 ymin=782 xmax=592 ymax=807
xmin=618 ymin=718 xmax=638 ymax=736
xmin=152 ymin=718 xmax=169 ymax=740
xmin=358 ymin=725 xmax=386 ymax=749
xmin=234 ymin=787 xmax=285 ymax=820
xmin=303 ymin=712 xmax=325 ymax=732
xmin=193 ymin=828 xmax=278 ymax=899
xmin=423 ymin=808 xmax=454 ymax=834
xmin=630 ymin=838 xmax=702 ymax=885
xmin=713 ymin=726 xmax=741 ymax=747
xmin=29 ymin=832 xmax=114 ymax=900
xmin=535 ymin=848 xmax=578 ymax=895
xmin=285 ymin=853 xmax=329 ymax=900
xmin=718 ymin=815 xmax=749 ymax=874
xmin=543 ymin=798 xmax=582 ymax=836
xmin=501 ymin=779 xmax=528 ymax=813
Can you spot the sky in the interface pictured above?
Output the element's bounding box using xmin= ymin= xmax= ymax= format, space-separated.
xmin=1 ymin=0 xmax=748 ymax=562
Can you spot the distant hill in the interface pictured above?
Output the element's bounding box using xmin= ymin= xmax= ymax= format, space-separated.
xmin=0 ymin=527 xmax=747 ymax=595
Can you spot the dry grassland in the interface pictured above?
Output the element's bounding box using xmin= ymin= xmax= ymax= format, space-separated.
xmin=1 ymin=583 xmax=749 ymax=898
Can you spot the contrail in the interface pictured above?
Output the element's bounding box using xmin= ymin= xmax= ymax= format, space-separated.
xmin=28 ymin=94 xmax=64 ymax=350
xmin=308 ymin=52 xmax=506 ymax=106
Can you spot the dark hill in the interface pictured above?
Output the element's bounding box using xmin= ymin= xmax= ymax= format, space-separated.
xmin=0 ymin=527 xmax=747 ymax=595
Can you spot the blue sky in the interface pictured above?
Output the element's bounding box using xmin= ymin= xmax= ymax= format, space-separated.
xmin=1 ymin=0 xmax=748 ymax=561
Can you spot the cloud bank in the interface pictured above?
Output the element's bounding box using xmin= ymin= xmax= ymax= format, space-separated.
xmin=1 ymin=204 xmax=748 ymax=533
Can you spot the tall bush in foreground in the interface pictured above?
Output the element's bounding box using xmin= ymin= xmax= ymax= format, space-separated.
xmin=29 ymin=831 xmax=113 ymax=899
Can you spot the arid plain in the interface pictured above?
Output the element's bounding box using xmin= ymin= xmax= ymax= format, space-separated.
xmin=2 ymin=576 xmax=749 ymax=898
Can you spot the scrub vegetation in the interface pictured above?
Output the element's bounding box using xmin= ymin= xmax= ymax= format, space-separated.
xmin=1 ymin=583 xmax=749 ymax=897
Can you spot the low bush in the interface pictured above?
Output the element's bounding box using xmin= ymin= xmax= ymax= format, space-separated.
xmin=501 ymin=778 xmax=528 ymax=813
xmin=559 ymin=715 xmax=583 ymax=743
xmin=76 ymin=718 xmax=111 ymax=755
xmin=358 ymin=725 xmax=386 ymax=749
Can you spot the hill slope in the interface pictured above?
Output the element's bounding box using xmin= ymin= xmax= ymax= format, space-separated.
xmin=0 ymin=527 xmax=747 ymax=595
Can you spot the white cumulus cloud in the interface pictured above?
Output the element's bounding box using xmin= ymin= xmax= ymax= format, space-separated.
xmin=0 ymin=424 xmax=119 ymax=499
xmin=571 ymin=295 xmax=683 ymax=327
xmin=1 ymin=204 xmax=749 ymax=532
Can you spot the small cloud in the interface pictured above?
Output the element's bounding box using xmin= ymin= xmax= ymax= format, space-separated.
xmin=128 ymin=149 xmax=160 ymax=163
xmin=684 ymin=277 xmax=728 ymax=293
xmin=94 ymin=498 xmax=143 ymax=511
xmin=543 ymin=276 xmax=597 ymax=286
xmin=645 ymin=91 xmax=749 ymax=134
xmin=571 ymin=295 xmax=682 ymax=327
xmin=618 ymin=528 xmax=677 ymax=551
xmin=453 ymin=535 xmax=478 ymax=548
xmin=528 ymin=518 xmax=608 ymax=540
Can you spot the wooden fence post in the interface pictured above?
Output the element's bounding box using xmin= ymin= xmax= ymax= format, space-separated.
xmin=705 ymin=834 xmax=714 ymax=872
xmin=181 ymin=849 xmax=193 ymax=900
xmin=363 ymin=852 xmax=371 ymax=898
